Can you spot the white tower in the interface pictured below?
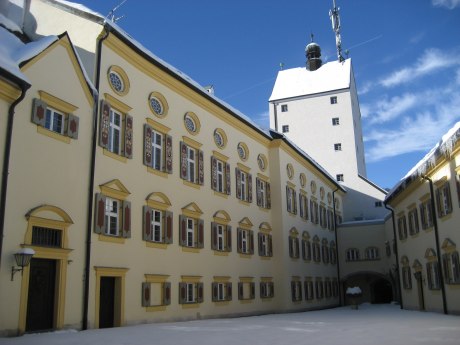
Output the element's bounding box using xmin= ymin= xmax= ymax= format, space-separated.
xmin=268 ymin=2 xmax=387 ymax=221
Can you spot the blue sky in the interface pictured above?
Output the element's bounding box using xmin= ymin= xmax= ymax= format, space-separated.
xmin=78 ymin=0 xmax=460 ymax=189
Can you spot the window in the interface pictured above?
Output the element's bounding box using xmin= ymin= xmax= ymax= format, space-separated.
xmin=211 ymin=157 xmax=231 ymax=195
xmin=336 ymin=174 xmax=344 ymax=182
xmin=442 ymin=250 xmax=460 ymax=284
xmin=237 ymin=142 xmax=249 ymax=161
xmin=302 ymin=238 xmax=312 ymax=261
xmin=238 ymin=281 xmax=255 ymax=300
xmin=334 ymin=143 xmax=342 ymax=151
xmin=258 ymin=232 xmax=273 ymax=257
xmin=148 ymin=92 xmax=169 ymax=118
xmin=375 ymin=201 xmax=383 ymax=207
xmin=31 ymin=226 xmax=62 ymax=248
xmin=211 ymin=222 xmax=232 ymax=252
xmin=330 ymin=242 xmax=337 ymax=265
xmin=180 ymin=141 xmax=204 ymax=185
xmin=179 ymin=215 xmax=204 ymax=249
xmin=256 ymin=178 xmax=271 ymax=209
xmin=332 ymin=117 xmax=340 ymax=126
xmin=420 ymin=199 xmax=433 ymax=229
xmin=211 ymin=282 xmax=232 ymax=302
xmin=289 ymin=234 xmax=300 ymax=259
xmin=310 ymin=199 xmax=319 ymax=224
xmin=179 ymin=282 xmax=203 ymax=304
xmin=104 ymin=198 xmax=118 ymax=235
xmin=315 ymin=279 xmax=324 ymax=299
xmin=321 ymin=240 xmax=330 ymax=264
xmin=402 ymin=266 xmax=412 ymax=289
xmin=95 ymin=192 xmax=131 ymax=239
xmin=304 ymin=280 xmax=314 ymax=301
xmin=436 ymin=181 xmax=452 ymax=218
xmin=286 ymin=185 xmax=297 ymax=214
xmin=257 ymin=154 xmax=267 ymax=171
xmin=142 ymin=278 xmax=171 ymax=307
xmin=107 ymin=66 xmax=129 ymax=95
xmin=312 ymin=237 xmax=321 ymax=262
xmin=365 ymin=247 xmax=379 ymax=260
xmin=99 ymin=100 xmax=133 ymax=158
xmin=237 ymin=228 xmax=254 ymax=254
xmin=330 ymin=96 xmax=337 ymax=104
xmin=213 ymin=128 xmax=227 ymax=148
xmin=327 ymin=209 xmax=334 ymax=230
xmin=325 ymin=279 xmax=332 ymax=298
xmin=385 ymin=241 xmax=391 ymax=257
xmin=32 ymin=97 xmax=79 ymax=139
xmin=281 ymin=104 xmax=288 ymax=112
xmin=397 ymin=215 xmax=408 ymax=240
xmin=291 ymin=280 xmax=302 ymax=302
xmin=282 ymin=125 xmax=289 ymax=133
xmin=142 ymin=206 xmax=173 ymax=244
xmin=184 ymin=112 xmax=201 ymax=135
xmin=299 ymin=193 xmax=308 ymax=220
xmin=319 ymin=205 xmax=327 ymax=228
xmin=426 ymin=261 xmax=441 ymax=290
xmin=332 ymin=279 xmax=339 ymax=297
xmin=143 ymin=124 xmax=173 ymax=173
xmin=346 ymin=248 xmax=360 ymax=261
xmin=236 ymin=168 xmax=252 ymax=203
xmin=260 ymin=281 xmax=275 ymax=298
xmin=408 ymin=208 xmax=420 ymax=235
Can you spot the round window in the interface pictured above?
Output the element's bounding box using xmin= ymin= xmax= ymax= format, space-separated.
xmin=237 ymin=143 xmax=247 ymax=160
xmin=149 ymin=97 xmax=163 ymax=116
xmin=109 ymin=71 xmax=124 ymax=93
xmin=185 ymin=115 xmax=196 ymax=133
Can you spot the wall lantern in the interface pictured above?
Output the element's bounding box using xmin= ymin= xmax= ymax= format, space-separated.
xmin=11 ymin=248 xmax=35 ymax=281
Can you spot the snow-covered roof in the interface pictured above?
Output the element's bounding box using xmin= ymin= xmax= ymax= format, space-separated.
xmin=269 ymin=58 xmax=351 ymax=101
xmin=48 ymin=0 xmax=104 ymax=21
xmin=0 ymin=12 xmax=22 ymax=33
xmin=385 ymin=121 xmax=460 ymax=203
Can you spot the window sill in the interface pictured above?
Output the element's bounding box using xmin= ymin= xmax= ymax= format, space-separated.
xmin=147 ymin=167 xmax=168 ymax=178
xmin=259 ymin=256 xmax=271 ymax=261
xmin=183 ymin=180 xmax=201 ymax=190
xmin=37 ymin=126 xmax=71 ymax=144
xmin=103 ymin=149 xmax=128 ymax=163
xmin=146 ymin=242 xmax=168 ymax=249
xmin=239 ymin=299 xmax=253 ymax=304
xmin=181 ymin=303 xmax=200 ymax=309
xmin=214 ymin=191 xmax=229 ymax=199
xmin=146 ymin=305 xmax=168 ymax=312
xmin=238 ymin=253 xmax=253 ymax=259
xmin=98 ymin=234 xmax=125 ymax=244
xmin=288 ymin=212 xmax=297 ymax=217
xmin=439 ymin=213 xmax=453 ymax=222
xmin=182 ymin=247 xmax=201 ymax=253
xmin=213 ymin=301 xmax=230 ymax=306
xmin=238 ymin=200 xmax=251 ymax=206
xmin=213 ymin=251 xmax=230 ymax=256
xmin=258 ymin=206 xmax=270 ymax=213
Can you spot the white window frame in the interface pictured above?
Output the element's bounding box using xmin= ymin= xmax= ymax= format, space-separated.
xmin=217 ymin=282 xmax=226 ymax=301
xmin=287 ymin=187 xmax=295 ymax=213
xmin=347 ymin=248 xmax=359 ymax=261
xmin=45 ymin=107 xmax=65 ymax=134
xmin=105 ymin=197 xmax=119 ymax=236
xmin=216 ymin=224 xmax=225 ymax=251
xmin=427 ymin=261 xmax=441 ymax=290
xmin=260 ymin=233 xmax=269 ymax=256
xmin=259 ymin=181 xmax=266 ymax=208
xmin=240 ymin=171 xmax=247 ymax=201
xmin=366 ymin=247 xmax=379 ymax=260
xmin=109 ymin=108 xmax=122 ymax=154
xmin=186 ymin=217 xmax=195 ymax=247
xmin=186 ymin=283 xmax=196 ymax=303
xmin=186 ymin=146 xmax=196 ymax=183
xmin=151 ymin=209 xmax=163 ymax=243
xmin=216 ymin=160 xmax=224 ymax=193
xmin=421 ymin=200 xmax=433 ymax=229
xmin=241 ymin=229 xmax=249 ymax=254
xmin=152 ymin=130 xmax=163 ymax=171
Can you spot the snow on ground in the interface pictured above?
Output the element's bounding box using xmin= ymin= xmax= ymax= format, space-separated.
xmin=1 ymin=304 xmax=459 ymax=345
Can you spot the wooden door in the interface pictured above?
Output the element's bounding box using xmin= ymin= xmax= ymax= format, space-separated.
xmin=99 ymin=277 xmax=115 ymax=328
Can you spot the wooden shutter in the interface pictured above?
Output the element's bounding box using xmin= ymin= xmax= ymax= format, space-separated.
xmin=179 ymin=215 xmax=187 ymax=246
xmin=289 ymin=237 xmax=293 ymax=258
xmin=270 ymin=282 xmax=274 ymax=297
xmin=442 ymin=254 xmax=449 ymax=282
xmin=122 ymin=200 xmax=131 ymax=238
xmin=226 ymin=225 xmax=232 ymax=252
xmin=452 ymin=252 xmax=460 ymax=282
xmin=94 ymin=193 xmax=106 ymax=234
xmin=301 ymin=239 xmax=306 ymax=260
xmin=258 ymin=232 xmax=263 ymax=256
xmin=143 ymin=124 xmax=153 ymax=167
xmin=237 ymin=228 xmax=242 ymax=253
xmin=180 ymin=141 xmax=188 ymax=180
xmin=256 ymin=178 xmax=261 ymax=206
xmin=164 ymin=211 xmax=173 ymax=244
xmin=143 ymin=206 xmax=153 ymax=241
xmin=165 ymin=134 xmax=173 ymax=174
xmin=260 ymin=282 xmax=266 ymax=298
xmin=163 ymin=282 xmax=171 ymax=305
xmin=266 ymin=182 xmax=271 ymax=209
xmin=211 ymin=222 xmax=217 ymax=250
xmin=211 ymin=156 xmax=217 ymax=191
xmin=436 ymin=189 xmax=442 ymax=217
xmin=179 ymin=282 xmax=187 ymax=304
xmin=286 ymin=186 xmax=291 ymax=212
xmin=445 ymin=184 xmax=452 ymax=214
xmin=124 ymin=114 xmax=133 ymax=158
xmin=304 ymin=282 xmax=308 ymax=300
xmin=250 ymin=282 xmax=255 ymax=299
xmin=236 ymin=168 xmax=241 ymax=200
xmin=248 ymin=173 xmax=253 ymax=203
xmin=226 ymin=283 xmax=232 ymax=301
xmin=226 ymin=163 xmax=231 ymax=195
xmin=197 ymin=219 xmax=204 ymax=248
xmin=249 ymin=230 xmax=254 ymax=254
xmin=268 ymin=234 xmax=273 ymax=257
xmin=291 ymin=281 xmax=296 ymax=301
xmin=426 ymin=263 xmax=433 ymax=289
xmin=212 ymin=282 xmax=218 ymax=302
xmin=293 ymin=190 xmax=297 ymax=214
xmin=66 ymin=114 xmax=79 ymax=139
xmin=198 ymin=149 xmax=204 ymax=185
xmin=142 ymin=282 xmax=151 ymax=307
xmin=197 ymin=283 xmax=204 ymax=303
xmin=31 ymin=98 xmax=47 ymax=126
xmin=238 ymin=282 xmax=243 ymax=300
xmin=99 ymin=100 xmax=110 ymax=149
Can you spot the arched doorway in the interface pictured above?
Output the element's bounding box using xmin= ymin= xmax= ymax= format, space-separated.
xmin=343 ymin=272 xmax=394 ymax=305
xmin=370 ymin=278 xmax=393 ymax=304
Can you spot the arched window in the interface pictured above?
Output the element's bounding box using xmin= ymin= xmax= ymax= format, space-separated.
xmin=346 ymin=248 xmax=360 ymax=261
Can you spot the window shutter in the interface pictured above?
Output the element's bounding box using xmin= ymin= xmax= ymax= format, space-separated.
xmin=299 ymin=194 xmax=303 ymax=218
xmin=179 ymin=215 xmax=187 ymax=246
xmin=226 ymin=283 xmax=232 ymax=301
xmin=212 ymin=283 xmax=218 ymax=302
xmin=304 ymin=282 xmax=308 ymax=300
xmin=426 ymin=263 xmax=433 ymax=289
xmin=124 ymin=114 xmax=133 ymax=158
xmin=445 ymin=184 xmax=452 ymax=214
xmin=270 ymin=282 xmax=274 ymax=297
xmin=211 ymin=156 xmax=217 ymax=191
xmin=295 ymin=238 xmax=300 ymax=258
xmin=226 ymin=163 xmax=231 ymax=195
xmin=268 ymin=234 xmax=273 ymax=257
xmin=226 ymin=225 xmax=232 ymax=252
xmin=260 ymin=282 xmax=266 ymax=298
xmin=122 ymin=200 xmax=131 ymax=238
xmin=250 ymin=282 xmax=255 ymax=299
xmin=291 ymin=281 xmax=296 ymax=301
xmin=258 ymin=232 xmax=263 ymax=256
xmin=198 ymin=149 xmax=204 ymax=185
xmin=179 ymin=282 xmax=186 ymax=304
xmin=256 ymin=178 xmax=261 ymax=206
xmin=197 ymin=219 xmax=204 ymax=248
xmin=163 ymin=282 xmax=171 ymax=305
xmin=164 ymin=134 xmax=173 ymax=174
xmin=31 ymin=98 xmax=47 ymax=126
xmin=237 ymin=228 xmax=242 ymax=253
xmin=435 ymin=189 xmax=442 ymax=217
xmin=248 ymin=173 xmax=253 ymax=203
xmin=143 ymin=206 xmax=153 ymax=241
xmin=164 ymin=211 xmax=173 ymax=244
xmin=301 ymin=239 xmax=306 ymax=260
xmin=143 ymin=124 xmax=153 ymax=167
xmin=99 ymin=100 xmax=110 ymax=149
xmin=197 ymin=282 xmax=204 ymax=303
xmin=266 ymin=182 xmax=271 ymax=209
xmin=286 ymin=186 xmax=290 ymax=212
xmin=236 ymin=168 xmax=241 ymax=200
xmin=442 ymin=254 xmax=449 ymax=282
xmin=452 ymin=252 xmax=460 ymax=282
xmin=94 ymin=193 xmax=106 ymax=234
xmin=293 ymin=190 xmax=297 ymax=214
xmin=249 ymin=230 xmax=254 ymax=254
xmin=142 ymin=282 xmax=151 ymax=307
xmin=66 ymin=114 xmax=79 ymax=139
xmin=180 ymin=141 xmax=188 ymax=180
xmin=211 ymin=222 xmax=217 ymax=250
xmin=238 ymin=282 xmax=243 ymax=300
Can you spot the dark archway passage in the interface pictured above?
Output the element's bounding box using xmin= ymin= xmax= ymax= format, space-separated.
xmin=371 ymin=278 xmax=393 ymax=304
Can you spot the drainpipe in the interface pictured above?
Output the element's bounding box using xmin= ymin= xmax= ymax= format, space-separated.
xmin=273 ymin=102 xmax=278 ymax=132
xmin=332 ymin=188 xmax=342 ymax=306
xmin=383 ymin=202 xmax=403 ymax=309
xmin=0 ymin=69 xmax=31 ymax=266
xmin=82 ymin=28 xmax=108 ymax=330
xmin=421 ymin=175 xmax=448 ymax=315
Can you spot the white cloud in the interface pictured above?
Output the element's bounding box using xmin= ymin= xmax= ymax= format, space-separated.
xmin=409 ymin=32 xmax=426 ymax=44
xmin=456 ymin=68 xmax=460 ymax=85
xmin=358 ymin=81 xmax=373 ymax=95
xmin=380 ymin=48 xmax=460 ymax=88
xmin=252 ymin=110 xmax=270 ymax=128
xmin=432 ymin=0 xmax=460 ymax=9
xmin=365 ymin=94 xmax=418 ymax=124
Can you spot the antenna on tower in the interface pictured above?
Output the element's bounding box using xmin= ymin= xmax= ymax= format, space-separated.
xmin=107 ymin=0 xmax=128 ymax=23
xmin=329 ymin=0 xmax=344 ymax=62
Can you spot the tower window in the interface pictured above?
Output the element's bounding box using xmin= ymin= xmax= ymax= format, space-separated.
xmin=332 ymin=117 xmax=340 ymax=126
xmin=282 ymin=125 xmax=289 ymax=133
xmin=334 ymin=143 xmax=342 ymax=151
xmin=281 ymin=104 xmax=288 ymax=112
xmin=330 ymin=96 xmax=337 ymax=104
xmin=336 ymin=174 xmax=344 ymax=182
xmin=375 ymin=201 xmax=383 ymax=207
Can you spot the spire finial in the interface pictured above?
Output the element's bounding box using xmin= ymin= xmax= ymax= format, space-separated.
xmin=329 ymin=0 xmax=345 ymax=62
xmin=310 ymin=32 xmax=314 ymax=43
